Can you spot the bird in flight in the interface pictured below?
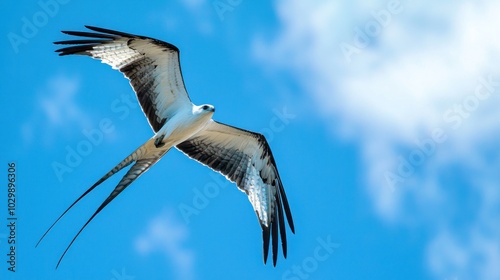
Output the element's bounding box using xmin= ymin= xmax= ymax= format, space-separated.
xmin=37 ymin=26 xmax=295 ymax=268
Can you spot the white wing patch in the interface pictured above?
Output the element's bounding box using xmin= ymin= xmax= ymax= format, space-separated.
xmin=243 ymin=160 xmax=275 ymax=227
xmin=92 ymin=41 xmax=142 ymax=70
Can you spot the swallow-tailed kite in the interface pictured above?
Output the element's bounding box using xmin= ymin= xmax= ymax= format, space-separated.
xmin=37 ymin=26 xmax=295 ymax=268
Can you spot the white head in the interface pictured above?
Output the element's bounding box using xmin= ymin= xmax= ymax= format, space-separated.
xmin=194 ymin=104 xmax=215 ymax=116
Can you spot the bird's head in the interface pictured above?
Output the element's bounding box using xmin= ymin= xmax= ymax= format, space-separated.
xmin=195 ymin=104 xmax=215 ymax=115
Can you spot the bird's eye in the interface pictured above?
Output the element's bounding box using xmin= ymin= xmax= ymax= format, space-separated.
xmin=202 ymin=105 xmax=208 ymax=110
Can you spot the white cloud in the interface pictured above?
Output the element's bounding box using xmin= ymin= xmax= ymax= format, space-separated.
xmin=39 ymin=75 xmax=88 ymax=127
xmin=22 ymin=75 xmax=90 ymax=146
xmin=256 ymin=0 xmax=500 ymax=278
xmin=427 ymin=226 xmax=500 ymax=280
xmin=135 ymin=209 xmax=194 ymax=280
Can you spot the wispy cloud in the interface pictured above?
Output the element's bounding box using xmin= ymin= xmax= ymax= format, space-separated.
xmin=150 ymin=0 xmax=213 ymax=36
xmin=182 ymin=0 xmax=206 ymax=11
xmin=135 ymin=209 xmax=194 ymax=280
xmin=256 ymin=0 xmax=500 ymax=279
xmin=427 ymin=226 xmax=500 ymax=280
xmin=22 ymin=74 xmax=90 ymax=147
xmin=39 ymin=75 xmax=86 ymax=127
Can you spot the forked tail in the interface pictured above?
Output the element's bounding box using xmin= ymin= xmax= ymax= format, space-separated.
xmin=36 ymin=137 xmax=170 ymax=268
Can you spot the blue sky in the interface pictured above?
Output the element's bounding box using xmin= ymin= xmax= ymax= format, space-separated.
xmin=1 ymin=0 xmax=500 ymax=279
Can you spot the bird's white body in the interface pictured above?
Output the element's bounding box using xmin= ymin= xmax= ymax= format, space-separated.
xmin=155 ymin=104 xmax=215 ymax=148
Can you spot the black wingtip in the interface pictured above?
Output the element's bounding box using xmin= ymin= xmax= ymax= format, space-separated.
xmin=288 ymin=216 xmax=295 ymax=234
xmin=84 ymin=25 xmax=135 ymax=38
xmin=276 ymin=191 xmax=288 ymax=258
xmin=277 ymin=180 xmax=295 ymax=234
xmin=271 ymin=207 xmax=278 ymax=266
xmin=262 ymin=225 xmax=270 ymax=265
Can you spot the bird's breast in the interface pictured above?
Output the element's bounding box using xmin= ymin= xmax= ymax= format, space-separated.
xmin=159 ymin=111 xmax=212 ymax=146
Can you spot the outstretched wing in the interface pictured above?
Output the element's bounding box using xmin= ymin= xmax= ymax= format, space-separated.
xmin=176 ymin=120 xmax=295 ymax=266
xmin=37 ymin=138 xmax=169 ymax=268
xmin=54 ymin=25 xmax=191 ymax=132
